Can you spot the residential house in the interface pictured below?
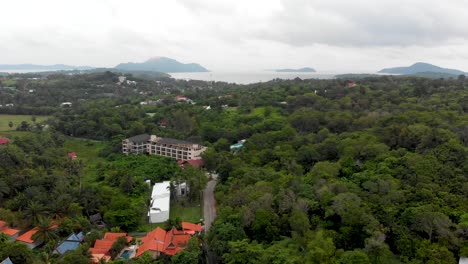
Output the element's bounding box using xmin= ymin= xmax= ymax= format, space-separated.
xmin=0 ymin=137 xmax=11 ymax=145
xmin=0 ymin=221 xmax=20 ymax=241
xmin=135 ymin=226 xmax=194 ymax=258
xmin=16 ymin=224 xmax=58 ymax=249
xmin=89 ymin=232 xmax=132 ymax=263
xmin=16 ymin=229 xmax=42 ymax=249
xmin=177 ymin=159 xmax=204 ymax=169
xmin=175 ymin=95 xmax=188 ymax=102
xmin=60 ymin=102 xmax=72 ymax=107
xmin=149 ymin=181 xmax=171 ymax=223
xmin=230 ymin=139 xmax=246 ymax=152
xmin=181 ymin=222 xmax=203 ymax=235
xmin=54 ymin=232 xmax=84 ymax=255
xmin=122 ymin=134 xmax=207 ymax=161
xmin=67 ymin=152 xmax=77 ymax=160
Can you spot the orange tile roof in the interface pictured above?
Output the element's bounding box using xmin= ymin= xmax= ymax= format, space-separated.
xmin=136 ymin=227 xmax=167 ymax=257
xmin=89 ymin=232 xmax=132 ymax=259
xmin=93 ymin=240 xmax=115 ymax=249
xmin=182 ymin=222 xmax=203 ymax=234
xmin=0 ymin=221 xmax=7 ymax=229
xmin=103 ymin=232 xmax=132 ymax=243
xmin=163 ymin=228 xmax=191 ymax=256
xmin=0 ymin=227 xmax=20 ymax=236
xmin=16 ymin=228 xmax=38 ymax=244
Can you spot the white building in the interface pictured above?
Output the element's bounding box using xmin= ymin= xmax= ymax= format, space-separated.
xmin=148 ymin=181 xmax=171 ymax=223
xmin=122 ymin=134 xmax=207 ymax=161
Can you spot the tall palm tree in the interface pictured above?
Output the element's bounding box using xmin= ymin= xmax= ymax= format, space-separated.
xmin=23 ymin=200 xmax=47 ymax=226
xmin=0 ymin=178 xmax=9 ymax=198
xmin=31 ymin=216 xmax=58 ymax=244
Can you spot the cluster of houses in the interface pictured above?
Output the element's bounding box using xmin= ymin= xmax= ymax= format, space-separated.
xmin=1 ymin=217 xmax=203 ymax=263
xmin=0 ymin=220 xmax=83 ymax=254
xmin=139 ymin=95 xmax=196 ymax=106
xmin=88 ymin=223 xmax=202 ymax=263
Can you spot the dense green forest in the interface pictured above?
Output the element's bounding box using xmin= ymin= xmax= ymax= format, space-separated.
xmin=0 ymin=72 xmax=467 ymax=263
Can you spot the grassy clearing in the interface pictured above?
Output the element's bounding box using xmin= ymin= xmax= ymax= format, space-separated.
xmin=63 ymin=137 xmax=107 ymax=183
xmin=170 ymin=200 xmax=203 ymax=223
xmin=0 ymin=114 xmax=50 ymax=132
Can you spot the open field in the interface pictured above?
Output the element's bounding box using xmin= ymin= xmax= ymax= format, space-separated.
xmin=63 ymin=137 xmax=107 ymax=183
xmin=0 ymin=114 xmax=50 ymax=131
xmin=170 ymin=201 xmax=203 ymax=223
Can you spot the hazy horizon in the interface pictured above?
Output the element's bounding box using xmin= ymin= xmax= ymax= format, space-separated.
xmin=2 ymin=0 xmax=468 ymax=72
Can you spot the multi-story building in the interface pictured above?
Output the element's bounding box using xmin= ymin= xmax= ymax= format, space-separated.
xmin=122 ymin=134 xmax=207 ymax=161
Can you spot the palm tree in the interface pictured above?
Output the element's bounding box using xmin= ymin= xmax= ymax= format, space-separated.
xmin=31 ymin=216 xmax=58 ymax=244
xmin=23 ymin=200 xmax=47 ymax=226
xmin=0 ymin=178 xmax=9 ymax=199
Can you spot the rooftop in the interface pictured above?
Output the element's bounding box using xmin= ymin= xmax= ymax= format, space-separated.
xmin=16 ymin=228 xmax=38 ymax=244
xmin=0 ymin=137 xmax=11 ymax=145
xmin=0 ymin=227 xmax=20 ymax=236
xmin=126 ymin=134 xmax=151 ymax=143
xmin=150 ymin=181 xmax=171 ymax=212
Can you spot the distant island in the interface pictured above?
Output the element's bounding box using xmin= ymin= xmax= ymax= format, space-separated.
xmin=378 ymin=62 xmax=466 ymax=75
xmin=115 ymin=57 xmax=209 ymax=73
xmin=0 ymin=64 xmax=94 ymax=71
xmin=274 ymin=67 xmax=316 ymax=73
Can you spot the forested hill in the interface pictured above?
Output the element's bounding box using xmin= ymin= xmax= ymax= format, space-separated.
xmin=115 ymin=57 xmax=209 ymax=73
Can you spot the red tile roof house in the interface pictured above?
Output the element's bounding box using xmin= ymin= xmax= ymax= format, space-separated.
xmin=16 ymin=224 xmax=59 ymax=249
xmin=0 ymin=137 xmax=11 ymax=145
xmin=177 ymin=159 xmax=204 ymax=169
xmin=89 ymin=232 xmax=132 ymax=263
xmin=182 ymin=222 xmax=203 ymax=235
xmin=135 ymin=224 xmax=200 ymax=258
xmin=67 ymin=152 xmax=78 ymax=160
xmin=0 ymin=221 xmax=20 ymax=241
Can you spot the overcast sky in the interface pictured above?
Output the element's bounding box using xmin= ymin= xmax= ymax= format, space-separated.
xmin=1 ymin=0 xmax=468 ymax=72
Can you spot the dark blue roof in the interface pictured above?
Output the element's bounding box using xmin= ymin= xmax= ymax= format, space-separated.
xmin=54 ymin=232 xmax=85 ymax=255
xmin=55 ymin=241 xmax=81 ymax=255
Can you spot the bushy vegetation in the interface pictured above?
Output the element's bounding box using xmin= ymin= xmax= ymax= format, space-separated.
xmin=0 ymin=74 xmax=467 ymax=263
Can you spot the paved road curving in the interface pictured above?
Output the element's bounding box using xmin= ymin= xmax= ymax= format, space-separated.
xmin=203 ymin=179 xmax=217 ymax=231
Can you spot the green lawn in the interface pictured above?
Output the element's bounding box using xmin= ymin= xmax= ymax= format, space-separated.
xmin=0 ymin=114 xmax=51 ymax=138
xmin=170 ymin=200 xmax=203 ymax=223
xmin=0 ymin=114 xmax=50 ymax=132
xmin=63 ymin=137 xmax=107 ymax=183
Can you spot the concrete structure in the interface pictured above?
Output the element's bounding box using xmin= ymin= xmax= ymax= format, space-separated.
xmin=122 ymin=134 xmax=207 ymax=161
xmin=149 ymin=181 xmax=171 ymax=223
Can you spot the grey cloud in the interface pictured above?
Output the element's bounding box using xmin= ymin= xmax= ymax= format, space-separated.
xmin=252 ymin=0 xmax=468 ymax=47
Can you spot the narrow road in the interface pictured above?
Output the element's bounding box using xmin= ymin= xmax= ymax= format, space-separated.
xmin=203 ymin=178 xmax=217 ymax=231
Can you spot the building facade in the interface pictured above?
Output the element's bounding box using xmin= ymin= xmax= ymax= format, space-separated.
xmin=122 ymin=134 xmax=207 ymax=161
